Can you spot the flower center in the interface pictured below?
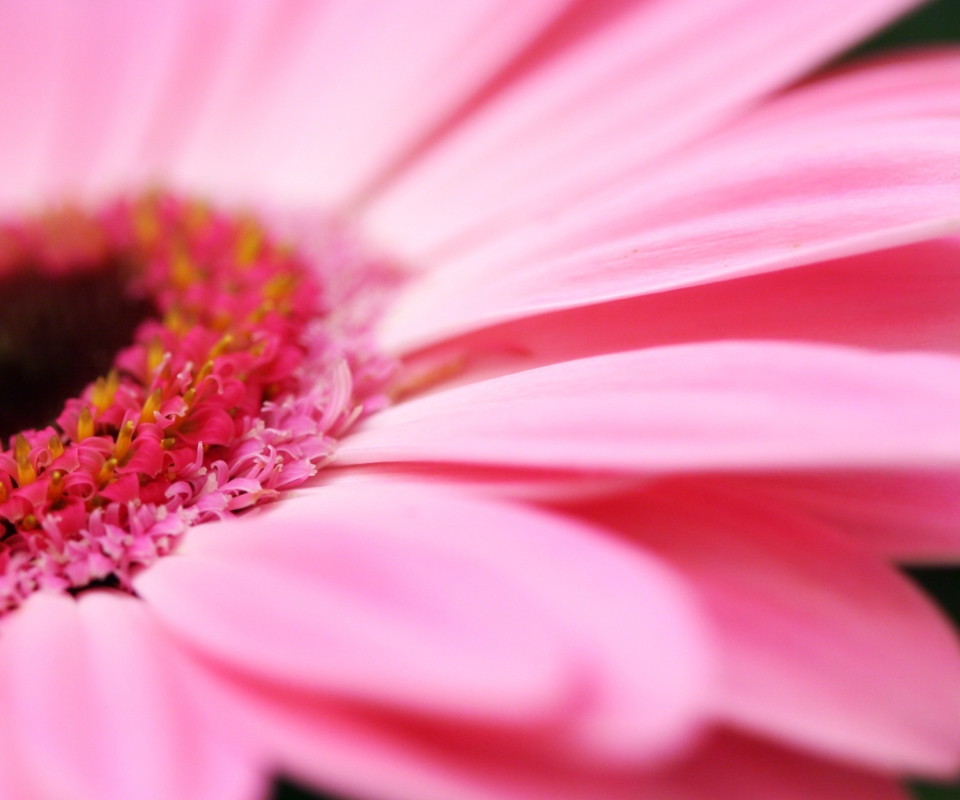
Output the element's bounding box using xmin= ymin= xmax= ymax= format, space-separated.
xmin=0 ymin=258 xmax=154 ymax=439
xmin=0 ymin=194 xmax=392 ymax=612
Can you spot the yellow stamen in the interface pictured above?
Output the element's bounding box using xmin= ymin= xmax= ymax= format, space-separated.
xmin=15 ymin=435 xmax=35 ymax=486
xmin=263 ymin=272 xmax=296 ymax=301
xmin=147 ymin=337 xmax=165 ymax=373
xmin=235 ymin=221 xmax=262 ymax=265
xmin=48 ymin=433 xmax=64 ymax=458
xmin=92 ymin=369 xmax=119 ymax=413
xmin=114 ymin=419 xmax=136 ymax=462
xmin=77 ymin=406 xmax=95 ymax=441
xmin=97 ymin=458 xmax=118 ymax=486
xmin=22 ymin=514 xmax=37 ymax=530
xmin=183 ymin=387 xmax=197 ymax=406
xmin=46 ymin=470 xmax=64 ymax=504
xmin=209 ymin=334 xmax=234 ymax=358
xmin=140 ymin=388 xmax=163 ymax=424
xmin=171 ymin=249 xmax=199 ymax=289
xmin=161 ymin=437 xmax=176 ymax=450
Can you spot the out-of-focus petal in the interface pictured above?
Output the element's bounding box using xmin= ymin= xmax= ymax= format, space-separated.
xmin=572 ymin=486 xmax=960 ymax=775
xmin=0 ymin=591 xmax=261 ymax=800
xmin=169 ymin=0 xmax=573 ymax=206
xmin=719 ymin=471 xmax=960 ymax=562
xmin=378 ymin=109 xmax=960 ymax=351
xmin=363 ymin=0 xmax=921 ymax=266
xmin=336 ymin=342 xmax=960 ymax=472
xmin=397 ymin=237 xmax=960 ymax=384
xmin=136 ymin=482 xmax=712 ymax=763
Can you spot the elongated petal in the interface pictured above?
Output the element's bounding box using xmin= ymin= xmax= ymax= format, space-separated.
xmin=363 ymin=0 xmax=919 ymax=265
xmin=574 ymin=486 xmax=960 ymax=775
xmin=136 ymin=483 xmax=712 ymax=762
xmin=397 ymin=237 xmax=960 ymax=386
xmin=170 ymin=0 xmax=572 ymax=206
xmin=0 ymin=591 xmax=260 ymax=800
xmin=379 ymin=111 xmax=960 ymax=351
xmin=337 ymin=342 xmax=960 ymax=472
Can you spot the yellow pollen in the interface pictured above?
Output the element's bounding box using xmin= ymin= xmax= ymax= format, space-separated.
xmin=263 ymin=273 xmax=296 ymax=301
xmin=163 ymin=307 xmax=188 ymax=335
xmin=161 ymin=437 xmax=176 ymax=450
xmin=171 ymin=249 xmax=199 ymax=289
xmin=15 ymin=435 xmax=35 ymax=486
xmin=92 ymin=369 xmax=119 ymax=413
xmin=21 ymin=514 xmax=37 ymax=531
xmin=147 ymin=337 xmax=165 ymax=373
xmin=97 ymin=458 xmax=118 ymax=486
xmin=77 ymin=406 xmax=95 ymax=441
xmin=46 ymin=470 xmax=64 ymax=504
xmin=114 ymin=419 xmax=136 ymax=461
xmin=209 ymin=334 xmax=234 ymax=358
xmin=235 ymin=222 xmax=263 ymax=266
xmin=48 ymin=433 xmax=64 ymax=458
xmin=140 ymin=388 xmax=163 ymax=424
xmin=183 ymin=387 xmax=196 ymax=406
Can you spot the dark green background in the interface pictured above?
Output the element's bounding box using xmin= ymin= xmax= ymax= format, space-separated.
xmin=273 ymin=1 xmax=960 ymax=798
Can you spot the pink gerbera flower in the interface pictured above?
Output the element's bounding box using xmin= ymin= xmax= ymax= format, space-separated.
xmin=0 ymin=2 xmax=958 ymax=799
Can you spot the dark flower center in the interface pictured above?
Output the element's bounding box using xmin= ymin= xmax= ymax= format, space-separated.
xmin=0 ymin=259 xmax=155 ymax=439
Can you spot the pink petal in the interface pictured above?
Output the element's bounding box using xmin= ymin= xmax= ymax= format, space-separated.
xmin=363 ymin=0 xmax=919 ymax=267
xmin=574 ymin=485 xmax=960 ymax=775
xmin=0 ymin=591 xmax=261 ymax=800
xmin=398 ymin=236 xmax=960 ymax=386
xmin=337 ymin=341 xmax=960 ymax=472
xmin=182 ymin=659 xmax=911 ymax=800
xmin=377 ymin=97 xmax=960 ymax=352
xmin=136 ymin=482 xmax=712 ymax=763
xmin=721 ymin=470 xmax=960 ymax=562
xmin=169 ymin=0 xmax=572 ymax=206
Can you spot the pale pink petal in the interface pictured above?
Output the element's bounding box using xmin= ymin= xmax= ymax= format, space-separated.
xmin=136 ymin=482 xmax=712 ymax=763
xmin=396 ymin=237 xmax=960 ymax=386
xmin=0 ymin=0 xmax=70 ymax=210
xmin=362 ymin=0 xmax=920 ymax=266
xmin=0 ymin=591 xmax=261 ymax=800
xmin=169 ymin=0 xmax=573 ymax=206
xmin=337 ymin=342 xmax=960 ymax=472
xmin=378 ymin=109 xmax=960 ymax=351
xmin=38 ymin=0 xmax=182 ymax=201
xmin=573 ymin=486 xmax=960 ymax=775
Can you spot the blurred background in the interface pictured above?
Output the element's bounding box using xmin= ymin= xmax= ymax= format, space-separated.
xmin=273 ymin=1 xmax=960 ymax=798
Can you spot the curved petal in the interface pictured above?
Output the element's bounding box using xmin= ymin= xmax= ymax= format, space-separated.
xmin=378 ymin=110 xmax=960 ymax=351
xmin=0 ymin=591 xmax=261 ymax=800
xmin=572 ymin=485 xmax=960 ymax=775
xmin=363 ymin=0 xmax=921 ymax=266
xmin=136 ymin=482 xmax=712 ymax=763
xmin=337 ymin=342 xmax=960 ymax=472
xmin=173 ymin=656 xmax=911 ymax=800
xmin=395 ymin=236 xmax=960 ymax=386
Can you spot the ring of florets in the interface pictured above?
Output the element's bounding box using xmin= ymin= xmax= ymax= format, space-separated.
xmin=0 ymin=193 xmax=382 ymax=611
